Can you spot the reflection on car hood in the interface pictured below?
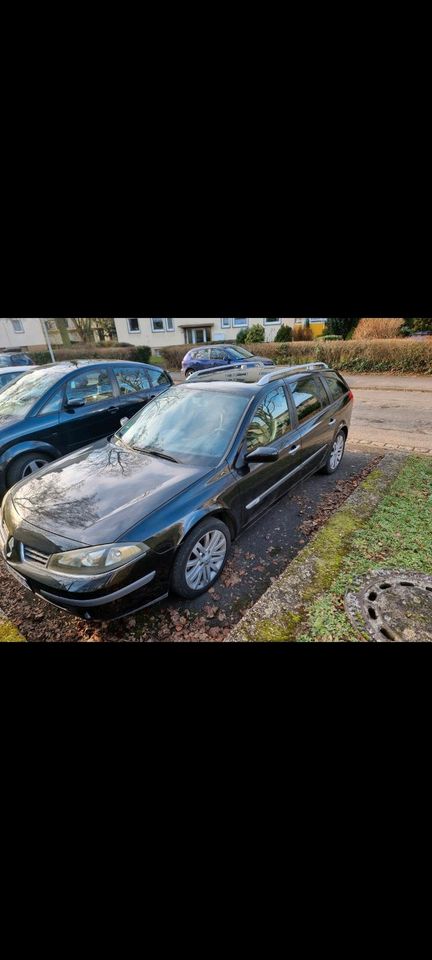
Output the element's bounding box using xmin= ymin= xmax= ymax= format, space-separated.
xmin=11 ymin=438 xmax=209 ymax=544
xmin=0 ymin=414 xmax=21 ymax=430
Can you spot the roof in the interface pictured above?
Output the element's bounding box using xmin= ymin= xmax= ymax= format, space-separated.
xmin=0 ymin=366 xmax=34 ymax=374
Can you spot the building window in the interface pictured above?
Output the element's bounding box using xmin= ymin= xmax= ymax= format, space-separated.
xmin=127 ymin=319 xmax=140 ymax=334
xmin=221 ymin=318 xmax=232 ymax=328
xmin=264 ymin=318 xmax=281 ymax=325
xmin=151 ymin=318 xmax=174 ymax=333
xmin=232 ymin=318 xmax=249 ymax=328
xmin=11 ymin=319 xmax=24 ymax=334
xmin=151 ymin=318 xmax=165 ymax=333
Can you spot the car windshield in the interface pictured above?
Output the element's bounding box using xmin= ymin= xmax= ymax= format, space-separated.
xmin=117 ymin=386 xmax=250 ymax=464
xmin=227 ymin=346 xmax=255 ymax=360
xmin=0 ymin=367 xmax=66 ymax=418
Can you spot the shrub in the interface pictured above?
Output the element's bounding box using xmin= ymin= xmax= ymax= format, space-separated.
xmin=30 ymin=351 xmax=52 ymax=365
xmin=293 ymin=325 xmax=313 ymax=341
xmin=353 ymin=318 xmax=404 ymax=340
xmin=133 ymin=345 xmax=152 ymax=364
xmin=320 ymin=335 xmax=343 ymax=341
xmin=274 ymin=324 xmax=293 ymax=342
xmin=326 ymin=318 xmax=360 ymax=338
xmin=245 ymin=324 xmax=265 ymax=343
xmin=236 ymin=329 xmax=248 ymax=344
xmin=410 ymin=318 xmax=432 ymax=332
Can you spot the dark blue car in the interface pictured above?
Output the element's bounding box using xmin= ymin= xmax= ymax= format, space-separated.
xmin=0 ymin=360 xmax=173 ymax=497
xmin=181 ymin=344 xmax=274 ymax=378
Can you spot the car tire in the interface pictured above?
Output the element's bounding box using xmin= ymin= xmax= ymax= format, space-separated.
xmin=321 ymin=430 xmax=346 ymax=475
xmin=185 ymin=369 xmax=194 ymax=379
xmin=7 ymin=453 xmax=53 ymax=488
xmin=171 ymin=517 xmax=231 ymax=599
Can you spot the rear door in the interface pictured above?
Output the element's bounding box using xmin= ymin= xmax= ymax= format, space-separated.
xmin=286 ymin=375 xmax=334 ymax=474
xmin=57 ymin=367 xmax=120 ymax=452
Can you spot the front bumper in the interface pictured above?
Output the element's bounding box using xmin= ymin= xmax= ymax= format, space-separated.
xmin=0 ymin=511 xmax=171 ymax=621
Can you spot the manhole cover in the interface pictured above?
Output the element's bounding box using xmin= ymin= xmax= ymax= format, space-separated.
xmin=345 ymin=570 xmax=432 ymax=642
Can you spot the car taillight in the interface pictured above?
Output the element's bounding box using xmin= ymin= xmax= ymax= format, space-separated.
xmin=347 ymin=390 xmax=354 ymax=401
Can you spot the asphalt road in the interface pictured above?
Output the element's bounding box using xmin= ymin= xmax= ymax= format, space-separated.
xmin=337 ymin=373 xmax=432 ymax=454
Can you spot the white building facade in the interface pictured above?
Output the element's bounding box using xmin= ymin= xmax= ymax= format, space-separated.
xmin=0 ymin=318 xmax=49 ymax=350
xmin=114 ymin=318 xmax=305 ymax=351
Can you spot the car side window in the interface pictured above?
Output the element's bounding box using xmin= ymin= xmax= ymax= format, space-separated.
xmin=290 ymin=376 xmax=329 ymax=423
xmin=210 ymin=349 xmax=226 ymax=361
xmin=323 ymin=374 xmax=347 ymax=402
xmin=66 ymin=369 xmax=114 ymax=405
xmin=114 ymin=366 xmax=151 ymax=394
xmin=246 ymin=386 xmax=291 ymax=452
xmin=38 ymin=388 xmax=64 ymax=416
xmin=198 ymin=349 xmax=211 ymax=360
xmin=147 ymin=368 xmax=171 ymax=387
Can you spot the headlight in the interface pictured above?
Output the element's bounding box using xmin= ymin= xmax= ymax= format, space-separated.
xmin=47 ymin=543 xmax=149 ymax=575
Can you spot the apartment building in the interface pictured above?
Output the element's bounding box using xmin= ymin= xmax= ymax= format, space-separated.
xmin=0 ymin=318 xmax=48 ymax=351
xmin=114 ymin=318 xmax=324 ymax=350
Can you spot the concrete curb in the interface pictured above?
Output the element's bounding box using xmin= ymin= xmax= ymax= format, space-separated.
xmin=0 ymin=606 xmax=26 ymax=642
xmin=226 ymin=452 xmax=407 ymax=643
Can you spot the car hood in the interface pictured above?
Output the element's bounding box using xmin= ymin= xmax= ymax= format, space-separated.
xmin=11 ymin=438 xmax=210 ymax=545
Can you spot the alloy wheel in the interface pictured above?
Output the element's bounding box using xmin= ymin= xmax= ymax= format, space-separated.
xmin=185 ymin=530 xmax=227 ymax=590
xmin=329 ymin=435 xmax=345 ymax=471
xmin=22 ymin=458 xmax=49 ymax=478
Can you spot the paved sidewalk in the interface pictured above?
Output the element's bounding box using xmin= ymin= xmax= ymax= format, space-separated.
xmin=341 ymin=373 xmax=432 ymax=392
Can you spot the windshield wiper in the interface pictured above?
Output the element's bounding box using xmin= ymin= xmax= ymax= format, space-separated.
xmin=134 ymin=446 xmax=179 ymax=463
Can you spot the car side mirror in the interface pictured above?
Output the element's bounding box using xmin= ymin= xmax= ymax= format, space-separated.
xmin=120 ymin=417 xmax=129 ymax=427
xmin=64 ymin=398 xmax=86 ymax=410
xmin=245 ymin=446 xmax=280 ymax=464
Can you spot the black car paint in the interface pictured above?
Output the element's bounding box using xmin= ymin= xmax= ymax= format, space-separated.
xmin=0 ymin=371 xmax=353 ymax=621
xmin=0 ymin=362 xmax=173 ymax=497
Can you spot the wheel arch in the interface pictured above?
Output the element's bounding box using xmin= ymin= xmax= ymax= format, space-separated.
xmin=179 ymin=506 xmax=238 ymax=547
xmin=0 ymin=441 xmax=61 ymax=475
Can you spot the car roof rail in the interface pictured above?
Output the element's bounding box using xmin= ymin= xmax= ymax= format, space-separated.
xmin=187 ymin=361 xmax=330 ymax=385
xmin=187 ymin=362 xmax=265 ymax=383
xmin=258 ymin=362 xmax=329 ymax=384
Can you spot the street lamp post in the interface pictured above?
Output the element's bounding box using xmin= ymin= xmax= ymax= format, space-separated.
xmin=40 ymin=319 xmax=56 ymax=363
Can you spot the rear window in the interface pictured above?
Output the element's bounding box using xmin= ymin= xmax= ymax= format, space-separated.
xmin=147 ymin=368 xmax=171 ymax=387
xmin=323 ymin=374 xmax=347 ymax=402
xmin=290 ymin=376 xmax=329 ymax=423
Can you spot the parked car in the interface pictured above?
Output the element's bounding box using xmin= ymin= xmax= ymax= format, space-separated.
xmin=0 ymin=367 xmax=33 ymax=392
xmin=181 ymin=344 xmax=275 ymax=378
xmin=0 ymin=352 xmax=35 ymax=368
xmin=0 ymin=363 xmax=353 ymax=622
xmin=0 ymin=360 xmax=173 ymax=497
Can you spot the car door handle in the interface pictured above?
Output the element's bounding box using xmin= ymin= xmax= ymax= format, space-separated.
xmin=289 ymin=445 xmax=301 ymax=455
xmin=329 ymin=418 xmax=336 ymax=426
xmin=108 ymin=406 xmax=120 ymax=413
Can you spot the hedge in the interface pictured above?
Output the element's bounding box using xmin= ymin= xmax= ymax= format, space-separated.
xmin=29 ymin=345 xmax=152 ymax=365
xmin=159 ymin=339 xmax=432 ymax=374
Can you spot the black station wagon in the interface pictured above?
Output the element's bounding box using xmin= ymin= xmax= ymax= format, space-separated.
xmin=0 ymin=360 xmax=173 ymax=496
xmin=0 ymin=363 xmax=353 ymax=622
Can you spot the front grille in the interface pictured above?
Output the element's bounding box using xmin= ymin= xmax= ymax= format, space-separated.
xmin=22 ymin=544 xmax=50 ymax=568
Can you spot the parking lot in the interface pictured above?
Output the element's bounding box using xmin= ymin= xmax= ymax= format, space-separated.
xmin=0 ymin=447 xmax=381 ymax=642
